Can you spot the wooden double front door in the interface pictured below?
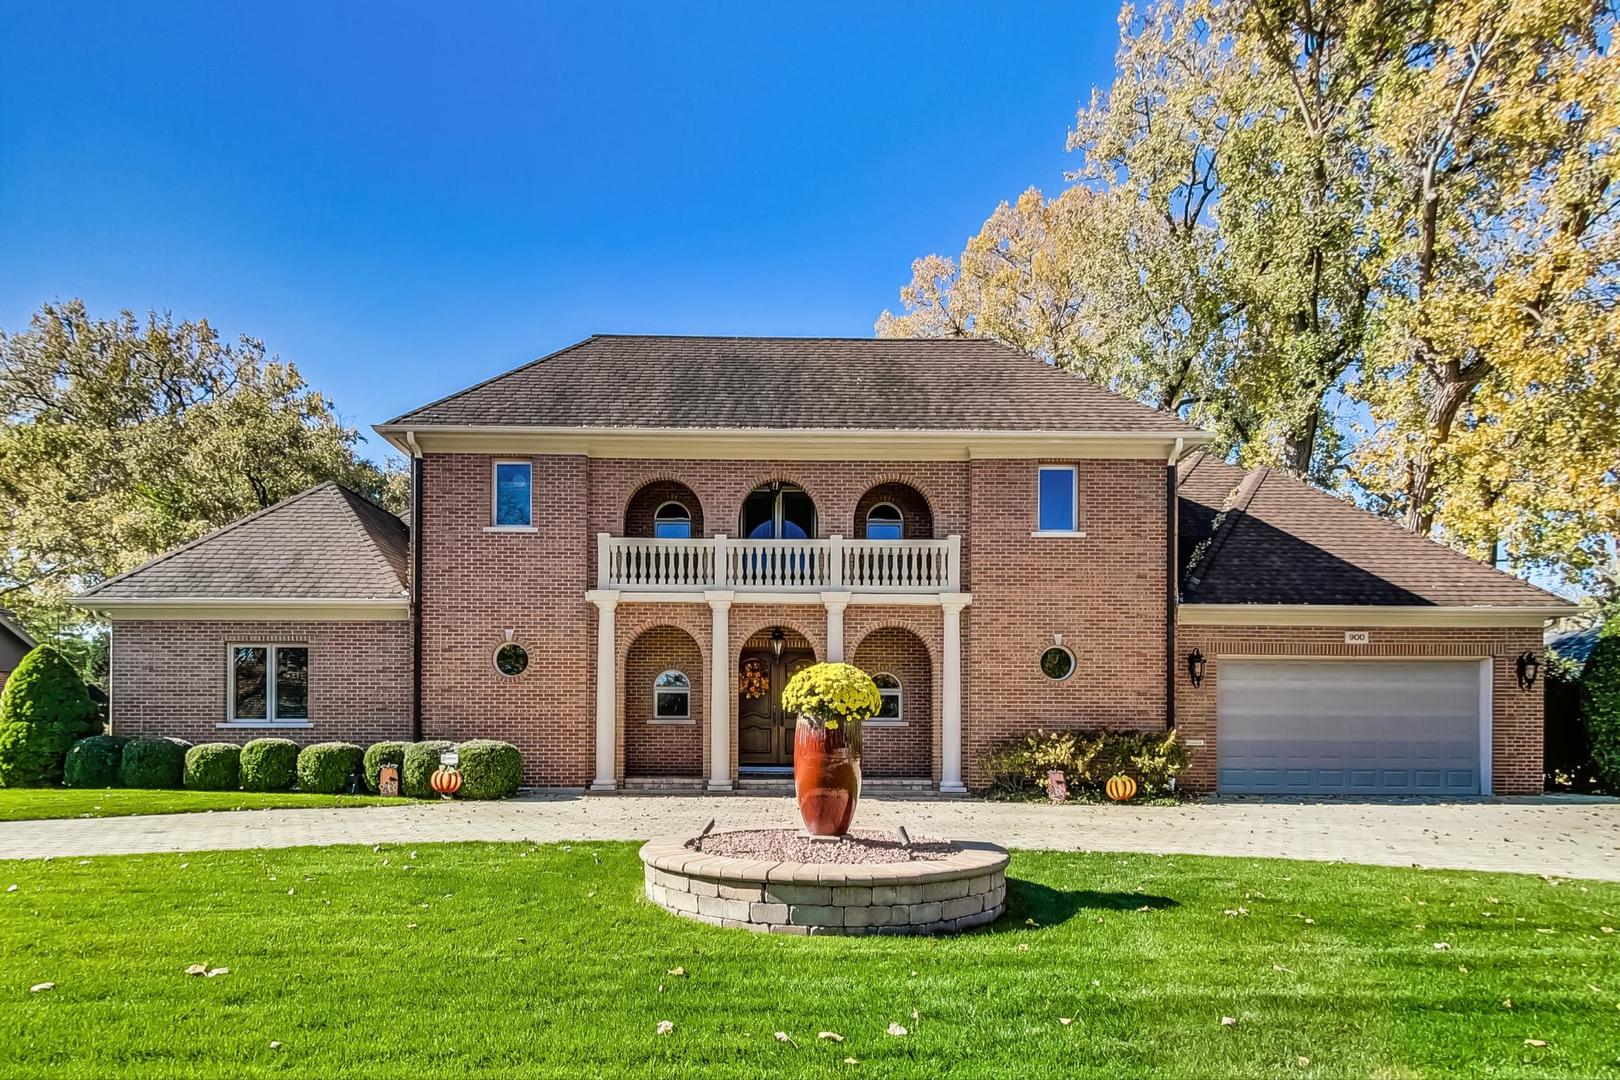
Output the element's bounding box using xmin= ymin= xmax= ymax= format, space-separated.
xmin=737 ymin=649 xmax=814 ymax=766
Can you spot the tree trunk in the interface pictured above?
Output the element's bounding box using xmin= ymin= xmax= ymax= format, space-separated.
xmin=1401 ymin=363 xmax=1478 ymax=535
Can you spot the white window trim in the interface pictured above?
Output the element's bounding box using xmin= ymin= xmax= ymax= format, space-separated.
xmin=1036 ymin=464 xmax=1079 ymax=535
xmin=653 ymin=501 xmax=694 ymax=538
xmin=491 ymin=458 xmax=534 ymax=528
xmin=651 ymin=670 xmax=693 ymax=725
xmin=867 ymin=672 xmax=904 ymax=726
xmin=1040 ymin=644 xmax=1077 ymax=682
xmin=493 ymin=641 xmax=530 ymax=678
xmin=865 ymin=502 xmax=904 ymax=539
xmin=223 ymin=643 xmax=311 ymax=727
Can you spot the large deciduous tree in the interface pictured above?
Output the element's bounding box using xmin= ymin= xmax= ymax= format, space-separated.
xmin=0 ymin=300 xmax=407 ymax=634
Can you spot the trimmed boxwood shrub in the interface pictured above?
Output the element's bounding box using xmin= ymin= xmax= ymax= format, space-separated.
xmin=297 ymin=742 xmax=363 ymax=794
xmin=240 ymin=738 xmax=300 ymax=792
xmin=402 ymin=740 xmax=455 ymax=798
xmin=118 ymin=737 xmax=190 ymax=789
xmin=0 ymin=645 xmax=103 ymax=786
xmin=363 ymin=741 xmax=409 ymax=793
xmin=456 ymin=739 xmax=524 ymax=800
xmin=184 ymin=743 xmax=242 ymax=791
xmin=63 ymin=734 xmax=128 ymax=788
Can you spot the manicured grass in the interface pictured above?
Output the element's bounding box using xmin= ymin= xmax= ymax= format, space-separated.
xmin=1 ymin=844 xmax=1617 ymax=1078
xmin=0 ymin=787 xmax=413 ymax=821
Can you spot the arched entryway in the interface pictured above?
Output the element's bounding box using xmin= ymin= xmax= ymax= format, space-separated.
xmin=853 ymin=482 xmax=934 ymax=539
xmin=625 ymin=480 xmax=704 ymax=538
xmin=853 ymin=626 xmax=934 ymax=779
xmin=737 ymin=626 xmax=816 ymax=770
xmin=624 ymin=626 xmax=704 ymax=778
xmin=740 ymin=481 xmax=816 ymax=539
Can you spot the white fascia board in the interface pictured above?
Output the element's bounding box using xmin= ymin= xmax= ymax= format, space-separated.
xmin=78 ymin=597 xmax=410 ymax=622
xmin=1178 ymin=603 xmax=1576 ymax=628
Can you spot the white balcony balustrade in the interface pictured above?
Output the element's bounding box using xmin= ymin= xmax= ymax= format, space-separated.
xmin=597 ymin=534 xmax=961 ymax=593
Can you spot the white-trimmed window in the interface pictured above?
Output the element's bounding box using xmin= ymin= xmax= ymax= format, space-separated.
xmin=492 ymin=460 xmax=533 ymax=528
xmin=228 ymin=645 xmax=309 ymax=724
xmin=1040 ymin=644 xmax=1076 ymax=682
xmin=653 ymin=501 xmax=693 ymax=539
xmin=870 ymin=672 xmax=902 ymax=724
xmin=865 ymin=502 xmax=904 ymax=540
xmin=653 ymin=670 xmax=692 ymax=722
xmin=1036 ymin=465 xmax=1079 ymax=534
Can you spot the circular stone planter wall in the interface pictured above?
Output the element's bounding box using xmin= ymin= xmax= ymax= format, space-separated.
xmin=639 ymin=833 xmax=1009 ymax=936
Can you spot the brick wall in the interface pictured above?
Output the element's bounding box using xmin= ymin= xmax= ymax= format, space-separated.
xmin=107 ymin=619 xmax=410 ymax=747
xmin=623 ymin=625 xmax=704 ymax=777
xmin=1174 ymin=624 xmax=1545 ymax=795
xmin=624 ymin=480 xmax=704 ymax=538
xmin=852 ymin=626 xmax=933 ymax=778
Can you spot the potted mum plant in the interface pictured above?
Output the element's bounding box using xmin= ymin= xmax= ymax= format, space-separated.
xmin=780 ymin=662 xmax=882 ymax=836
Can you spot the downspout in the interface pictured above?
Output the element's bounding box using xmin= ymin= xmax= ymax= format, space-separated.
xmin=1165 ymin=437 xmax=1183 ymax=731
xmin=406 ymin=430 xmax=424 ymax=742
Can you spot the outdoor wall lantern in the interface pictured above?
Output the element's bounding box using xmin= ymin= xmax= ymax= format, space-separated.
xmin=1516 ymin=650 xmax=1540 ymax=691
xmin=1187 ymin=649 xmax=1207 ymax=688
xmin=770 ymin=627 xmax=785 ymax=659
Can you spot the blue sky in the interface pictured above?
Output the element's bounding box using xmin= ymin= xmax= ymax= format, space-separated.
xmin=1 ymin=1 xmax=1118 ymax=463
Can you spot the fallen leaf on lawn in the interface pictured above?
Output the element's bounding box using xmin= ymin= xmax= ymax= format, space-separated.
xmin=1091 ymin=979 xmax=1101 ymax=987
xmin=1502 ymin=998 xmax=1513 ymax=1009
xmin=1432 ymin=942 xmax=1451 ymax=951
xmin=185 ymin=964 xmax=207 ymax=976
xmin=667 ymin=967 xmax=685 ymax=977
xmin=1535 ymin=928 xmax=1554 ymax=934
xmin=1137 ymin=905 xmax=1152 ymax=912
xmin=1017 ymin=944 xmax=1029 ymax=952
xmin=887 ymin=1023 xmax=908 ymax=1037
xmin=1059 ymin=1017 xmax=1073 ymax=1026
xmin=1459 ymin=966 xmax=1469 ymax=973
xmin=819 ymin=1031 xmax=844 ymax=1042
xmin=1272 ymin=965 xmax=1293 ymax=974
xmin=287 ymin=888 xmax=295 ymax=896
xmin=656 ymin=1020 xmax=673 ymax=1036
xmin=269 ymin=1041 xmax=282 ymax=1050
xmin=1601 ymin=927 xmax=1614 ymax=934
xmin=1298 ymin=1056 xmax=1310 ymax=1067
xmin=6 ymin=885 xmax=16 ymax=893
xmin=205 ymin=967 xmax=229 ymax=977
xmin=1224 ymin=907 xmax=1249 ymax=917
xmin=29 ymin=982 xmax=54 ymax=993
xmin=1220 ymin=1016 xmax=1237 ymax=1027
xmin=911 ymin=1009 xmax=918 ymax=1021
xmin=774 ymin=1031 xmax=796 ymax=1047
xmin=843 ymin=1058 xmax=860 ymax=1065
xmin=1525 ymin=1039 xmax=1547 ymax=1048
xmin=1024 ymin=917 xmax=1038 ymax=927
xmin=407 ymin=923 xmax=418 ymax=929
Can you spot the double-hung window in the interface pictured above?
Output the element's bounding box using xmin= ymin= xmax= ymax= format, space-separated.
xmin=492 ymin=461 xmax=533 ymax=528
xmin=1036 ymin=465 xmax=1080 ymax=534
xmin=229 ymin=645 xmax=309 ymax=724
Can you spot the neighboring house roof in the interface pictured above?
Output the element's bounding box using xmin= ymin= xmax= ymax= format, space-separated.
xmin=1550 ymin=626 xmax=1600 ymax=664
xmin=80 ymin=483 xmax=409 ymax=602
xmin=0 ymin=608 xmax=36 ymax=652
xmin=1177 ymin=452 xmax=1569 ymax=609
xmin=383 ymin=335 xmax=1205 ymax=435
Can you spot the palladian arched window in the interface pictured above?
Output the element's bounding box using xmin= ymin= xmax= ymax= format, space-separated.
xmin=653 ymin=670 xmax=691 ymax=721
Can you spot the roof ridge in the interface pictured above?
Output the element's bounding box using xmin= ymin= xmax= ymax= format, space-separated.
xmin=1183 ymin=466 xmax=1267 ymax=594
xmin=329 ymin=487 xmax=410 ymax=594
xmin=81 ymin=482 xmax=343 ymax=598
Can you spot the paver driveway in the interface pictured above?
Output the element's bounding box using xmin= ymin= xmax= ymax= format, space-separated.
xmin=2 ymin=793 xmax=1616 ymax=879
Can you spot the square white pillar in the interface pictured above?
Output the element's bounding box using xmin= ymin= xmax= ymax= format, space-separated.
xmin=822 ymin=591 xmax=850 ymax=662
xmin=706 ymin=592 xmax=734 ymax=791
xmin=589 ymin=594 xmax=618 ymax=791
xmin=940 ymin=595 xmax=969 ymax=793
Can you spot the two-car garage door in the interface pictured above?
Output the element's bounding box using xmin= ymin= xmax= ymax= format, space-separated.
xmin=1217 ymin=660 xmax=1486 ymax=795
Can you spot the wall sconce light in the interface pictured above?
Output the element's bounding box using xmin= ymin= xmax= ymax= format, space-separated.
xmin=1516 ymin=651 xmax=1540 ymax=691
xmin=770 ymin=627 xmax=785 ymax=659
xmin=1187 ymin=649 xmax=1206 ymax=688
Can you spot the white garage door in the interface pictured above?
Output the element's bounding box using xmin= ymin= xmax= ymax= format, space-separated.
xmin=1217 ymin=660 xmax=1485 ymax=795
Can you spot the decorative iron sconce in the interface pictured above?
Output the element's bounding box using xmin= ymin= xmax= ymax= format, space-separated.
xmin=770 ymin=627 xmax=785 ymax=659
xmin=1187 ymin=649 xmax=1206 ymax=688
xmin=1515 ymin=650 xmax=1540 ymax=691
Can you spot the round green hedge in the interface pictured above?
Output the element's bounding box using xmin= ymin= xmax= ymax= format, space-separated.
xmin=118 ymin=737 xmax=190 ymax=789
xmin=0 ymin=645 xmax=103 ymax=787
xmin=184 ymin=743 xmax=242 ymax=791
xmin=240 ymin=738 xmax=300 ymax=792
xmin=63 ymin=734 xmax=128 ymax=788
xmin=455 ymin=739 xmax=524 ymax=800
xmin=296 ymin=742 xmax=363 ymax=794
xmin=402 ymin=740 xmax=455 ymax=798
xmin=362 ymin=741 xmax=409 ymax=793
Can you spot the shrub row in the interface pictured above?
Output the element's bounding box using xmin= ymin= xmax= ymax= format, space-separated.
xmin=980 ymin=728 xmax=1188 ymax=798
xmin=60 ymin=735 xmax=524 ymax=799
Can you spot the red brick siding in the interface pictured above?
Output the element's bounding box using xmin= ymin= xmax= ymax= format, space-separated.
xmin=852 ymin=482 xmax=935 ymax=539
xmin=107 ymin=619 xmax=410 ymax=747
xmin=1174 ymin=624 xmax=1545 ymax=795
xmin=624 ymin=480 xmax=704 ymax=538
xmin=623 ymin=626 xmax=704 ymax=778
xmin=852 ymin=626 xmax=933 ymax=778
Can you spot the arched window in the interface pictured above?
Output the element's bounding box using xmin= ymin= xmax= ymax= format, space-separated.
xmin=653 ymin=670 xmax=691 ymax=722
xmin=871 ymin=672 xmax=902 ymax=723
xmin=740 ymin=482 xmax=816 ymax=539
xmin=653 ymin=502 xmax=693 ymax=539
xmin=865 ymin=503 xmax=904 ymax=540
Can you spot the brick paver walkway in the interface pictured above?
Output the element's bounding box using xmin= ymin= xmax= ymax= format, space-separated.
xmin=3 ymin=794 xmax=1616 ymax=879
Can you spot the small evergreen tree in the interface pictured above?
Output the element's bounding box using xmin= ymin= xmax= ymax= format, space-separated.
xmin=0 ymin=645 xmax=103 ymax=786
xmin=1580 ymin=624 xmax=1620 ymax=791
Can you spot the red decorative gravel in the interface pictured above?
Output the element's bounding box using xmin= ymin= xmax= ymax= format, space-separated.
xmin=691 ymin=829 xmax=961 ymax=864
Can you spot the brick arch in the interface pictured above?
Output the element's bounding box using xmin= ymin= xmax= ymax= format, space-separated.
xmin=846 ymin=613 xmax=942 ymax=670
xmin=852 ymin=624 xmax=936 ymax=780
xmin=622 ymin=623 xmax=705 ymax=779
xmin=730 ymin=613 xmax=824 ymax=665
xmin=853 ymin=480 xmax=936 ymax=539
xmin=623 ymin=477 xmax=705 ymax=538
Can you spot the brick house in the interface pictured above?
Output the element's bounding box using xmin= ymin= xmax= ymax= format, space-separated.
xmin=80 ymin=336 xmax=1574 ymax=795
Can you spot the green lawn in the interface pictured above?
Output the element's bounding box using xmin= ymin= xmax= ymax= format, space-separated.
xmin=1 ymin=844 xmax=1616 ymax=1078
xmin=0 ymin=787 xmax=414 ymax=821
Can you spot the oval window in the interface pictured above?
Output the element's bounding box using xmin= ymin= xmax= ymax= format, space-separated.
xmin=1040 ymin=645 xmax=1075 ymax=681
xmin=494 ymin=642 xmax=530 ymax=677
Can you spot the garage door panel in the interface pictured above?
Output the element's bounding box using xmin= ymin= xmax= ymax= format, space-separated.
xmin=1218 ymin=660 xmax=1481 ymax=795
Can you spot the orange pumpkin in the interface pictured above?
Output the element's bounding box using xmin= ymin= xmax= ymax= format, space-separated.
xmin=430 ymin=767 xmax=463 ymax=797
xmin=1104 ymin=774 xmax=1137 ymax=802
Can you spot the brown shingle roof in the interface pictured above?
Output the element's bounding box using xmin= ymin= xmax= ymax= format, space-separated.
xmin=384 ymin=335 xmax=1205 ymax=434
xmin=1176 ymin=453 xmax=1568 ymax=608
xmin=81 ymin=483 xmax=409 ymax=602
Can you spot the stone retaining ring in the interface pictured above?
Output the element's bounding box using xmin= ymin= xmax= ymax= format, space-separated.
xmin=638 ymin=834 xmax=1010 ymax=936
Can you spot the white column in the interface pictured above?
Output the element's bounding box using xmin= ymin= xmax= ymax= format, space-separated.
xmin=823 ymin=592 xmax=850 ymax=662
xmin=940 ymin=595 xmax=969 ymax=793
xmin=706 ymin=591 xmax=734 ymax=791
xmin=589 ymin=593 xmax=619 ymax=791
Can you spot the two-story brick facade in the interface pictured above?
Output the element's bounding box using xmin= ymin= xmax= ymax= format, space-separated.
xmin=83 ymin=336 xmax=1574 ymax=795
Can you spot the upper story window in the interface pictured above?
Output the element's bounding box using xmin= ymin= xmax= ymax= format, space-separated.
xmin=865 ymin=503 xmax=904 ymax=540
xmin=229 ymin=644 xmax=309 ymax=724
xmin=741 ymin=482 xmax=815 ymax=539
xmin=654 ymin=502 xmax=693 ymax=539
xmin=493 ymin=461 xmax=533 ymax=528
xmin=1036 ymin=465 xmax=1079 ymax=534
